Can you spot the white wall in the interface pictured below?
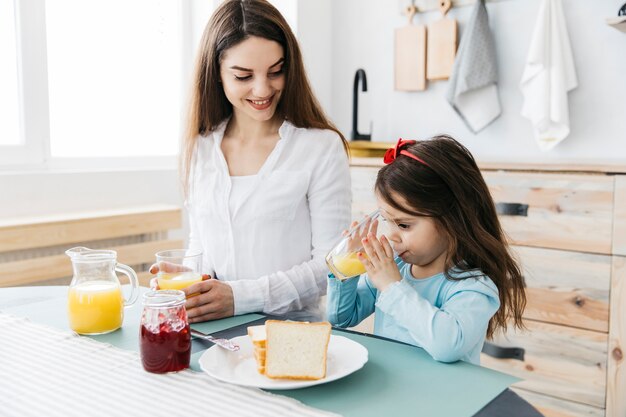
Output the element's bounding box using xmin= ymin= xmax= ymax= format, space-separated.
xmin=295 ymin=0 xmax=333 ymax=116
xmin=325 ymin=0 xmax=626 ymax=163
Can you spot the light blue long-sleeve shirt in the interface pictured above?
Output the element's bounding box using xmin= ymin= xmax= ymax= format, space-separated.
xmin=327 ymin=260 xmax=500 ymax=365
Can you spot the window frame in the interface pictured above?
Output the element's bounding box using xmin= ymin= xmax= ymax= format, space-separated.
xmin=1 ymin=0 xmax=48 ymax=167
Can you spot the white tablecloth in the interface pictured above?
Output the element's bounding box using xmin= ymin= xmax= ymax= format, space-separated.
xmin=0 ymin=313 xmax=338 ymax=417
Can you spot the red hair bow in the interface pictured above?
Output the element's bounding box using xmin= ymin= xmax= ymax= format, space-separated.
xmin=383 ymin=138 xmax=429 ymax=166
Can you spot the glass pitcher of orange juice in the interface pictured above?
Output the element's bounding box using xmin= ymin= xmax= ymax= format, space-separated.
xmin=66 ymin=247 xmax=139 ymax=335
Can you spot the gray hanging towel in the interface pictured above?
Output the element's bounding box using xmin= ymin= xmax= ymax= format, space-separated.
xmin=446 ymin=0 xmax=500 ymax=133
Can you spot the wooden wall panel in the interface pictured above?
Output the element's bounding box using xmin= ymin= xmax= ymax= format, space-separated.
xmin=513 ymin=388 xmax=604 ymax=417
xmin=606 ymin=256 xmax=626 ymax=417
xmin=513 ymin=245 xmax=611 ymax=332
xmin=483 ymin=172 xmax=614 ymax=254
xmin=481 ymin=320 xmax=608 ymax=408
xmin=613 ymin=176 xmax=626 ymax=256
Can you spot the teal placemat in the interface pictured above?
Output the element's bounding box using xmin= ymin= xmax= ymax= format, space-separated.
xmin=191 ymin=350 xmax=208 ymax=371
xmin=274 ymin=331 xmax=519 ymax=417
xmin=191 ymin=314 xmax=264 ymax=337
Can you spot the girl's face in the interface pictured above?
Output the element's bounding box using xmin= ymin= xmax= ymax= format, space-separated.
xmin=377 ymin=192 xmax=449 ymax=274
xmin=219 ymin=36 xmax=285 ymax=123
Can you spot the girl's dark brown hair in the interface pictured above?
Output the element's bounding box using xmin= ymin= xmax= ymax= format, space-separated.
xmin=181 ymin=0 xmax=347 ymax=193
xmin=375 ymin=135 xmax=526 ymax=338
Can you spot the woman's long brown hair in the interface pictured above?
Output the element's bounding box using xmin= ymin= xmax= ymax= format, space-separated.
xmin=181 ymin=0 xmax=347 ymax=194
xmin=375 ymin=136 xmax=526 ymax=338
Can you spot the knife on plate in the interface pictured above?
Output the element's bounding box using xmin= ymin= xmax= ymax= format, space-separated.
xmin=190 ymin=328 xmax=240 ymax=351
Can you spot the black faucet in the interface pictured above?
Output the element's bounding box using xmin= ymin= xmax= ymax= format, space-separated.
xmin=351 ymin=68 xmax=371 ymax=141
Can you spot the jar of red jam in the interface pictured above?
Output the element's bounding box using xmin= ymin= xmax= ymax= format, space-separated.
xmin=140 ymin=290 xmax=191 ymax=373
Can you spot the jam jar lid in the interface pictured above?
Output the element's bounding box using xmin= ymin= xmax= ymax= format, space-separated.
xmin=142 ymin=290 xmax=186 ymax=308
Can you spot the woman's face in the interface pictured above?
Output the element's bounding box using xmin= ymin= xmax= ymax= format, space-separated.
xmin=219 ymin=36 xmax=285 ymax=123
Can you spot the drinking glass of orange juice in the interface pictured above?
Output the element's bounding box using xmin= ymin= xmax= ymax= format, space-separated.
xmin=66 ymin=247 xmax=139 ymax=335
xmin=326 ymin=210 xmax=394 ymax=281
xmin=155 ymin=249 xmax=203 ymax=291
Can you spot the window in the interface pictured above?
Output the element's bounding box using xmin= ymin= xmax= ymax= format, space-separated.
xmin=46 ymin=0 xmax=183 ymax=158
xmin=0 ymin=0 xmax=187 ymax=167
xmin=0 ymin=0 xmax=21 ymax=146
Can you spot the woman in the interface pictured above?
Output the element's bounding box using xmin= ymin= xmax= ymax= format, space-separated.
xmin=178 ymin=0 xmax=351 ymax=322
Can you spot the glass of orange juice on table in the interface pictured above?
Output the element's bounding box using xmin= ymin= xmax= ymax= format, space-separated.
xmin=66 ymin=247 xmax=139 ymax=335
xmin=155 ymin=249 xmax=203 ymax=291
xmin=326 ymin=210 xmax=394 ymax=280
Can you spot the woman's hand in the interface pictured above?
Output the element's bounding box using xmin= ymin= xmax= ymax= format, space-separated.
xmin=358 ymin=233 xmax=402 ymax=292
xmin=183 ymin=279 xmax=235 ymax=322
xmin=148 ymin=261 xmax=190 ymax=276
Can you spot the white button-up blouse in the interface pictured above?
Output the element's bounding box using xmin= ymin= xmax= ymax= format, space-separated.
xmin=186 ymin=120 xmax=352 ymax=321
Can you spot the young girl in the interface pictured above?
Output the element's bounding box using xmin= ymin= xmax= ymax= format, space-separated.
xmin=327 ymin=136 xmax=526 ymax=364
xmin=175 ymin=0 xmax=351 ymax=322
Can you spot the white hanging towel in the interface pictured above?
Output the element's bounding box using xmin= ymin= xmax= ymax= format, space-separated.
xmin=520 ymin=0 xmax=578 ymax=151
xmin=446 ymin=0 xmax=501 ymax=133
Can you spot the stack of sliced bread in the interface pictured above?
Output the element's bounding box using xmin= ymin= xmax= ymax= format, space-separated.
xmin=247 ymin=324 xmax=267 ymax=374
xmin=247 ymin=320 xmax=332 ymax=380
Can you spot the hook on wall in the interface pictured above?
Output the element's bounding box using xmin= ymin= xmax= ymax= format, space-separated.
xmin=404 ymin=1 xmax=418 ymax=24
xmin=440 ymin=0 xmax=452 ymax=16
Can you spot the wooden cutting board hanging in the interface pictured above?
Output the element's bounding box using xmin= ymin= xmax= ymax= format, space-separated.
xmin=426 ymin=0 xmax=457 ymax=80
xmin=394 ymin=5 xmax=426 ymax=91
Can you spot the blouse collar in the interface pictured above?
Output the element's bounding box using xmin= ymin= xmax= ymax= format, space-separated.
xmin=210 ymin=117 xmax=295 ymax=145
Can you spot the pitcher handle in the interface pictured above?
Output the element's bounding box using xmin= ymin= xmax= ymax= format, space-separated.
xmin=115 ymin=263 xmax=139 ymax=307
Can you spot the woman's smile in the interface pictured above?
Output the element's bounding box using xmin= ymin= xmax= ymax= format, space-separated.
xmin=247 ymin=95 xmax=274 ymax=110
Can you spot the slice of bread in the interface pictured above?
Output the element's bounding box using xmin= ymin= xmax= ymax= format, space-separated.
xmin=264 ymin=320 xmax=332 ymax=380
xmin=253 ymin=346 xmax=266 ymax=374
xmin=248 ymin=324 xmax=267 ymax=347
xmin=248 ymin=325 xmax=267 ymax=373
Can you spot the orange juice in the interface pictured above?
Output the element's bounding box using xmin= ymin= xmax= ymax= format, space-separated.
xmin=157 ymin=272 xmax=203 ymax=291
xmin=68 ymin=280 xmax=124 ymax=335
xmin=333 ymin=252 xmax=367 ymax=279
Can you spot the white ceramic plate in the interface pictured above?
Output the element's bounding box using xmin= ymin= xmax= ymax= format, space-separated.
xmin=198 ymin=334 xmax=368 ymax=390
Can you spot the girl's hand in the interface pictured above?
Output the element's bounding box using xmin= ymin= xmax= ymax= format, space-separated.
xmin=344 ymin=214 xmax=379 ymax=253
xmin=183 ymin=279 xmax=235 ymax=322
xmin=358 ymin=233 xmax=402 ymax=291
